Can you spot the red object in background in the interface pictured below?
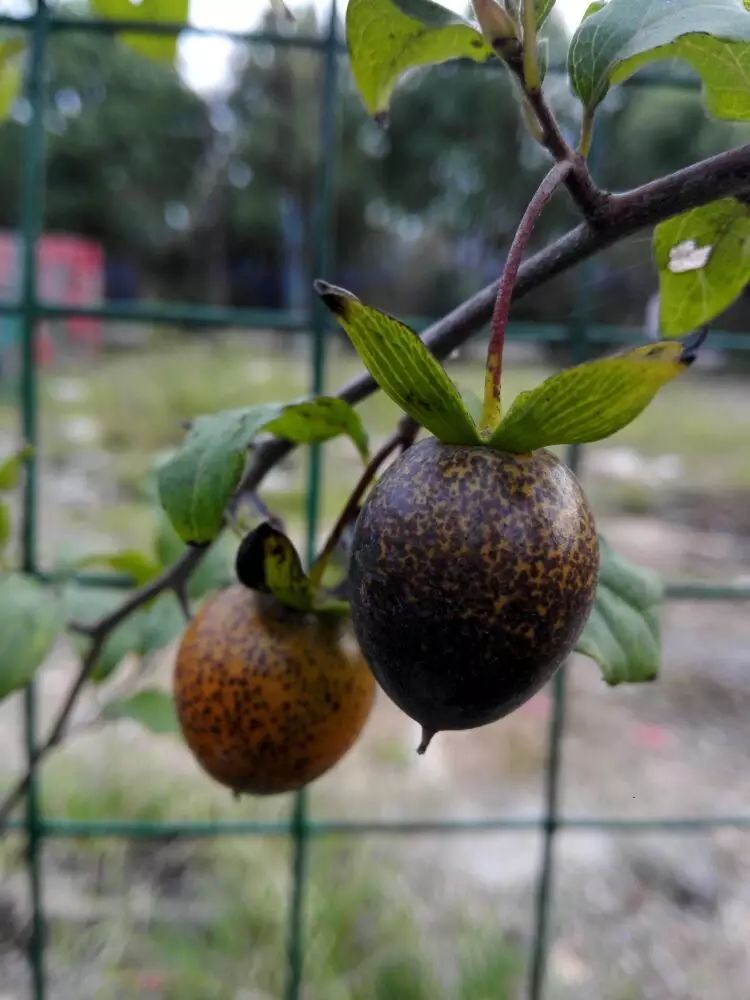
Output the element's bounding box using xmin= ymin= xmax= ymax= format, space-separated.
xmin=0 ymin=231 xmax=105 ymax=367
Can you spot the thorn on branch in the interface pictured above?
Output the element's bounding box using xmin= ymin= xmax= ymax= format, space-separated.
xmin=68 ymin=621 xmax=97 ymax=639
xmin=174 ymin=580 xmax=192 ymax=621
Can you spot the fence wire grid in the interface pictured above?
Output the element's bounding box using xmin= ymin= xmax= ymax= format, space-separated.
xmin=3 ymin=2 xmax=750 ymax=999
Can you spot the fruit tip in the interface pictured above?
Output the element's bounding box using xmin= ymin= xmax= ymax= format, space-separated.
xmin=416 ymin=727 xmax=435 ymax=755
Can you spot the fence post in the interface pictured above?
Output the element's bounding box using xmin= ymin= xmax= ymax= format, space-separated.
xmin=284 ymin=3 xmax=340 ymax=998
xmin=527 ymin=116 xmax=606 ymax=997
xmin=19 ymin=2 xmax=49 ymax=998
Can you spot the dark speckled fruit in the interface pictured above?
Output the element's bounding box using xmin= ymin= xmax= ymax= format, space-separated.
xmin=174 ymin=586 xmax=375 ymax=794
xmin=349 ymin=437 xmax=599 ymax=747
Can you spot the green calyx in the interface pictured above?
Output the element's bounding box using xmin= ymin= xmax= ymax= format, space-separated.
xmin=315 ymin=280 xmax=702 ymax=455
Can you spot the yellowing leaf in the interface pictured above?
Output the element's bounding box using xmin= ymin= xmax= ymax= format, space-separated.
xmin=346 ymin=0 xmax=493 ymax=118
xmin=654 ymin=197 xmax=750 ymax=336
xmin=235 ymin=522 xmax=315 ymax=612
xmin=0 ymin=39 xmax=24 ymax=122
xmin=569 ymin=0 xmax=750 ymax=121
xmin=90 ymin=0 xmax=189 ymax=63
xmin=488 ymin=341 xmax=696 ymax=453
xmin=234 ymin=523 xmax=347 ymax=614
xmin=0 ymin=445 xmax=33 ymax=491
xmin=576 ymin=537 xmax=663 ymax=685
xmin=264 ymin=397 xmax=369 ymax=461
xmin=74 ymin=549 xmax=162 ymax=586
xmin=316 ymin=281 xmax=479 ymax=446
xmin=0 ymin=502 xmax=9 ymax=552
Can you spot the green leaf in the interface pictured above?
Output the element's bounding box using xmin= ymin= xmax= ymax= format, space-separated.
xmin=316 ymin=281 xmax=480 ymax=446
xmin=89 ymin=0 xmax=189 ymax=63
xmin=102 ymin=689 xmax=179 ymax=734
xmin=264 ymin=397 xmax=369 ymax=461
xmin=654 ymin=197 xmax=750 ymax=337
xmin=91 ymin=617 xmax=146 ymax=682
xmin=0 ymin=38 xmax=25 ymax=122
xmin=64 ymin=583 xmax=143 ymax=683
xmin=569 ymin=0 xmax=750 ymax=121
xmin=576 ymin=538 xmax=663 ymax=685
xmin=138 ymin=592 xmax=185 ymax=655
xmin=0 ymin=574 xmax=63 ymax=700
xmin=74 ymin=549 xmax=162 ymax=586
xmin=158 ymin=396 xmax=367 ymax=544
xmin=65 ymin=586 xmax=184 ymax=683
xmin=235 ymin=523 xmax=316 ymax=612
xmin=0 ymin=445 xmax=33 ymax=491
xmin=346 ymin=0 xmax=493 ymax=118
xmin=535 ymin=0 xmax=556 ymax=27
xmin=0 ymin=502 xmax=9 ymax=552
xmin=488 ymin=340 xmax=696 ymax=453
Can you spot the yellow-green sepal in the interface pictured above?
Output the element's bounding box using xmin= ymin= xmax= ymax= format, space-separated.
xmin=316 ymin=281 xmax=480 ymax=447
xmin=487 ymin=338 xmax=699 ymax=453
xmin=236 ymin=523 xmax=348 ymax=615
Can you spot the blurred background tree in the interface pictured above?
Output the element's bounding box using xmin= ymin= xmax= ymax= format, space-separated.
xmin=0 ymin=2 xmax=746 ymax=326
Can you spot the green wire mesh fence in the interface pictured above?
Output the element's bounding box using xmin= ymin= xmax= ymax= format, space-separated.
xmin=3 ymin=2 xmax=750 ymax=999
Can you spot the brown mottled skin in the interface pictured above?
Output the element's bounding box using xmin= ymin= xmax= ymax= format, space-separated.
xmin=350 ymin=438 xmax=599 ymax=737
xmin=174 ymin=586 xmax=375 ymax=794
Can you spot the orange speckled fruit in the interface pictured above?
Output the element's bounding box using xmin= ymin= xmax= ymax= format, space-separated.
xmin=174 ymin=585 xmax=375 ymax=795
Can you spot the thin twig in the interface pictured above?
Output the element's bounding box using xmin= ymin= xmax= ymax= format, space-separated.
xmin=504 ymin=47 xmax=606 ymax=220
xmin=480 ymin=160 xmax=573 ymax=434
xmin=308 ymin=417 xmax=418 ymax=590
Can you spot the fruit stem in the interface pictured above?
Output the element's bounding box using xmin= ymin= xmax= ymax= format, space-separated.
xmin=417 ymin=728 xmax=435 ymax=755
xmin=308 ymin=417 xmax=418 ymax=591
xmin=479 ymin=160 xmax=573 ymax=437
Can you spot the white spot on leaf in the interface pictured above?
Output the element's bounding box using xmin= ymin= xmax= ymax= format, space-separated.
xmin=668 ymin=239 xmax=713 ymax=274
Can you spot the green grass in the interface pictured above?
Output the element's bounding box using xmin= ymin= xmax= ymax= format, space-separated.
xmin=44 ymin=839 xmax=522 ymax=1000
xmin=2 ymin=746 xmax=522 ymax=999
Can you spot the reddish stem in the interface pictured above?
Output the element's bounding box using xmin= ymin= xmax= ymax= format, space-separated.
xmin=481 ymin=160 xmax=573 ymax=434
xmin=308 ymin=417 xmax=418 ymax=589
